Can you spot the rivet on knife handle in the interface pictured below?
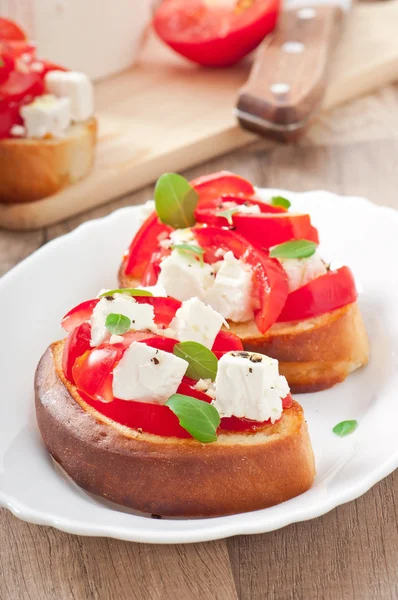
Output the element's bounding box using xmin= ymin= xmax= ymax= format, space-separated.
xmin=236 ymin=5 xmax=343 ymax=140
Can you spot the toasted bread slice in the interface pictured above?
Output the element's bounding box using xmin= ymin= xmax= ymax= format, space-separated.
xmin=35 ymin=341 xmax=315 ymax=517
xmin=0 ymin=118 xmax=97 ymax=203
xmin=118 ymin=267 xmax=369 ymax=394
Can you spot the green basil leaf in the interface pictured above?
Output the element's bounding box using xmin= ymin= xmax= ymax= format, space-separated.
xmin=0 ymin=58 xmax=4 ymax=68
xmin=271 ymin=195 xmax=291 ymax=209
xmin=216 ymin=207 xmax=240 ymax=225
xmin=171 ymin=243 xmax=204 ymax=266
xmin=333 ymin=420 xmax=358 ymax=437
xmin=166 ymin=393 xmax=220 ymax=443
xmin=105 ymin=313 xmax=131 ymax=335
xmin=173 ymin=341 xmax=218 ymax=381
xmin=154 ymin=173 xmax=199 ymax=229
xmin=270 ymin=239 xmax=317 ymax=259
xmin=100 ymin=288 xmax=153 ymax=298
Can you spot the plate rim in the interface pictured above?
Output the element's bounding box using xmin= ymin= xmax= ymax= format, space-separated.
xmin=1 ymin=189 xmax=397 ymax=544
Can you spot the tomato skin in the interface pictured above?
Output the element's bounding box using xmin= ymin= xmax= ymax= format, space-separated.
xmin=212 ymin=330 xmax=244 ymax=359
xmin=72 ymin=345 xmax=123 ymax=403
xmin=61 ymin=299 xmax=99 ymax=332
xmin=62 ymin=322 xmax=92 ymax=384
xmin=191 ymin=171 xmax=255 ymax=205
xmin=153 ymin=0 xmax=280 ymax=67
xmin=277 ymin=266 xmax=358 ymax=322
xmin=193 ymin=226 xmax=288 ymax=333
xmin=123 ymin=211 xmax=172 ymax=279
xmin=0 ymin=18 xmax=27 ymax=42
xmin=195 ymin=195 xmax=286 ymax=226
xmin=0 ymin=52 xmax=14 ymax=84
xmin=134 ymin=296 xmax=181 ymax=327
xmin=233 ymin=213 xmax=320 ymax=249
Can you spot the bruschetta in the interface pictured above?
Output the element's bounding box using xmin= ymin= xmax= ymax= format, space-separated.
xmin=118 ymin=171 xmax=370 ymax=393
xmin=0 ymin=18 xmax=97 ymax=203
xmin=35 ymin=290 xmax=315 ymax=517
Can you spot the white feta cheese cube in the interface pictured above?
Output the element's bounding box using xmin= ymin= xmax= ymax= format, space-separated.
xmin=112 ymin=342 xmax=188 ymax=403
xmin=20 ymin=94 xmax=71 ymax=139
xmin=204 ymin=251 xmax=254 ymax=322
xmin=169 ymin=297 xmax=226 ymax=349
xmin=90 ymin=294 xmax=157 ymax=347
xmin=158 ymin=249 xmax=214 ymax=303
xmin=45 ymin=71 xmax=94 ymax=122
xmin=213 ymin=351 xmax=290 ymax=423
xmin=278 ymin=251 xmax=328 ymax=293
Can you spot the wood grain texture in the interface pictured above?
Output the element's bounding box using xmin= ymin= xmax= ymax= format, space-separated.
xmin=2 ymin=1 xmax=398 ymax=230
xmin=237 ymin=6 xmax=343 ymax=137
xmin=1 ymin=83 xmax=398 ymax=600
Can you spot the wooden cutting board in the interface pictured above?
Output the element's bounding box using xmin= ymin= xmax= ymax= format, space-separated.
xmin=1 ymin=1 xmax=398 ymax=231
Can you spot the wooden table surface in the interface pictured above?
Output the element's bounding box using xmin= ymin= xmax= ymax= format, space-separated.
xmin=1 ymin=86 xmax=398 ymax=600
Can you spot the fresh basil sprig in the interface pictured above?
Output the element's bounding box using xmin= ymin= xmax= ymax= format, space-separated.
xmin=333 ymin=420 xmax=358 ymax=437
xmin=270 ymin=239 xmax=317 ymax=260
xmin=154 ymin=173 xmax=199 ymax=229
xmin=216 ymin=207 xmax=239 ymax=225
xmin=105 ymin=313 xmax=131 ymax=335
xmin=166 ymin=394 xmax=220 ymax=443
xmin=271 ymin=195 xmax=291 ymax=209
xmin=171 ymin=243 xmax=204 ymax=266
xmin=100 ymin=288 xmax=153 ymax=298
xmin=173 ymin=341 xmax=218 ymax=381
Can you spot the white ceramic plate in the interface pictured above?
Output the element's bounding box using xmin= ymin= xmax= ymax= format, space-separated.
xmin=1 ymin=190 xmax=397 ymax=544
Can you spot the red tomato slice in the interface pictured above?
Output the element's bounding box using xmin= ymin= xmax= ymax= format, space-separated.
xmin=192 ymin=171 xmax=255 ymax=205
xmin=61 ymin=299 xmax=99 ymax=332
xmin=277 ymin=266 xmax=358 ymax=322
xmin=141 ymin=246 xmax=171 ymax=286
xmin=0 ymin=52 xmax=14 ymax=84
xmin=0 ymin=70 xmax=43 ymax=103
xmin=134 ymin=296 xmax=181 ymax=327
xmin=0 ymin=18 xmax=27 ymax=42
xmin=123 ymin=211 xmax=172 ymax=279
xmin=62 ymin=322 xmax=92 ymax=384
xmin=193 ymin=226 xmax=288 ymax=333
xmin=72 ymin=345 xmax=123 ymax=403
xmin=0 ymin=40 xmax=36 ymax=60
xmin=233 ymin=213 xmax=320 ymax=248
xmin=153 ymin=0 xmax=280 ymax=67
xmin=0 ymin=100 xmax=21 ymax=138
xmin=212 ymin=330 xmax=243 ymax=359
xmin=37 ymin=61 xmax=67 ymax=77
xmin=195 ymin=195 xmax=286 ymax=226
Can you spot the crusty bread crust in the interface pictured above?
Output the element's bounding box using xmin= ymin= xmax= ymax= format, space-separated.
xmin=34 ymin=341 xmax=315 ymax=517
xmin=0 ymin=118 xmax=97 ymax=203
xmin=119 ymin=267 xmax=370 ymax=394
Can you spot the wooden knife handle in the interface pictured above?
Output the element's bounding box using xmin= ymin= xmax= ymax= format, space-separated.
xmin=236 ymin=5 xmax=343 ymax=140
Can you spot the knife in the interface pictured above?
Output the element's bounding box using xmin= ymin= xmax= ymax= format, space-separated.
xmin=236 ymin=0 xmax=351 ymax=140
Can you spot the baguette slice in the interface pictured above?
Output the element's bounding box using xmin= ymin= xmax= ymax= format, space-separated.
xmin=0 ymin=118 xmax=97 ymax=203
xmin=118 ymin=268 xmax=370 ymax=394
xmin=35 ymin=341 xmax=315 ymax=517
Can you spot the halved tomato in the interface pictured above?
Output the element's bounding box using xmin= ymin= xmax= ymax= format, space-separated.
xmin=153 ymin=0 xmax=280 ymax=67
xmin=277 ymin=266 xmax=358 ymax=322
